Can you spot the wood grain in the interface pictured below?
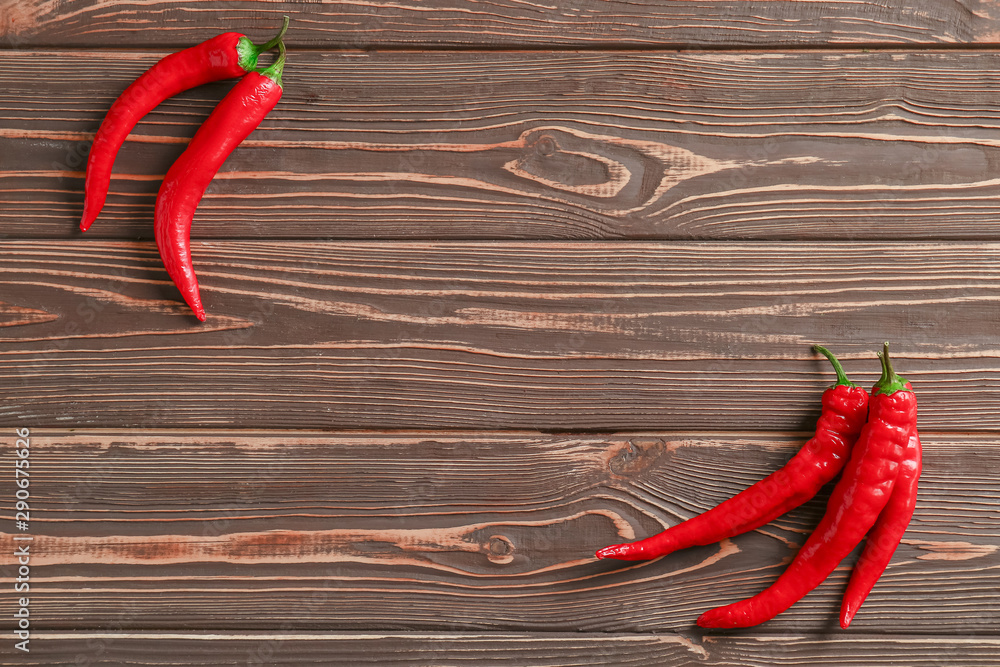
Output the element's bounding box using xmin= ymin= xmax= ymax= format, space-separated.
xmin=3 ymin=240 xmax=1000 ymax=431
xmin=0 ymin=430 xmax=995 ymax=634
xmin=18 ymin=632 xmax=707 ymax=666
xmin=0 ymin=1 xmax=996 ymax=49
xmin=8 ymin=51 xmax=1000 ymax=240
xmin=4 ymin=1 xmax=1000 ymax=662
xmin=16 ymin=632 xmax=1000 ymax=666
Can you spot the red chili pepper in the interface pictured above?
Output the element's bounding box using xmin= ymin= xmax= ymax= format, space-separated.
xmin=79 ymin=17 xmax=288 ymax=232
xmin=839 ymin=424 xmax=921 ymax=628
xmin=697 ymin=342 xmax=917 ymax=629
xmin=595 ymin=346 xmax=869 ymax=561
xmin=154 ymin=43 xmax=286 ymax=320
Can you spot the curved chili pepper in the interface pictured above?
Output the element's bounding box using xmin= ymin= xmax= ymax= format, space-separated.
xmin=595 ymin=346 xmax=869 ymax=561
xmin=154 ymin=43 xmax=286 ymax=320
xmin=840 ymin=428 xmax=921 ymax=628
xmin=697 ymin=343 xmax=917 ymax=629
xmin=79 ymin=16 xmax=289 ymax=232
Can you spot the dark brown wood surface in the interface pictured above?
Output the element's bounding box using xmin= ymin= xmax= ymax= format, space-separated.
xmin=6 ymin=431 xmax=997 ymax=634
xmin=15 ymin=632 xmax=1000 ymax=666
xmin=2 ymin=2 xmax=1000 ymax=665
xmin=3 ymin=1 xmax=1000 ymax=48
xmin=4 ymin=240 xmax=1000 ymax=431
xmin=9 ymin=50 xmax=1000 ymax=241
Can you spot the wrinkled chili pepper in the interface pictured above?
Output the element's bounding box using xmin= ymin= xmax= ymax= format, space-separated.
xmin=595 ymin=346 xmax=869 ymax=561
xmin=840 ymin=418 xmax=921 ymax=627
xmin=79 ymin=17 xmax=289 ymax=232
xmin=154 ymin=42 xmax=286 ymax=320
xmin=697 ymin=343 xmax=918 ymax=629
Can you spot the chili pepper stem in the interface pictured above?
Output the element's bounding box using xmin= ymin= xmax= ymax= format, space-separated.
xmin=258 ymin=40 xmax=287 ymax=86
xmin=814 ymin=345 xmax=855 ymax=388
xmin=875 ymin=342 xmax=910 ymax=396
xmin=236 ymin=15 xmax=289 ymax=72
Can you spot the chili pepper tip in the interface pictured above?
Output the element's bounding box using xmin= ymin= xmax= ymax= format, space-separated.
xmin=595 ymin=545 xmax=625 ymax=560
xmin=840 ymin=603 xmax=857 ymax=629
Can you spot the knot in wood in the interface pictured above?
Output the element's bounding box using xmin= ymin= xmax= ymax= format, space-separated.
xmin=608 ymin=438 xmax=666 ymax=478
xmin=486 ymin=534 xmax=515 ymax=564
xmin=535 ymin=134 xmax=558 ymax=156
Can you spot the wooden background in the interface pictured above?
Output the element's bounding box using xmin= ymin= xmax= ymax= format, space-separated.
xmin=3 ymin=1 xmax=1000 ymax=664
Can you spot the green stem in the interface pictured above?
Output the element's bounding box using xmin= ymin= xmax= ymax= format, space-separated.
xmin=874 ymin=341 xmax=910 ymax=395
xmin=237 ymin=16 xmax=290 ymax=72
xmin=259 ymin=15 xmax=290 ymax=53
xmin=814 ymin=345 xmax=854 ymax=387
xmin=259 ymin=40 xmax=286 ymax=87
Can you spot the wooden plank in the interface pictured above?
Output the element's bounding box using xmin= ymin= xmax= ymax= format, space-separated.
xmin=3 ymin=240 xmax=1000 ymax=431
xmin=16 ymin=632 xmax=1000 ymax=666
xmin=705 ymin=636 xmax=1000 ymax=666
xmin=16 ymin=632 xmax=706 ymax=666
xmin=0 ymin=1 xmax=994 ymax=49
xmin=8 ymin=50 xmax=1000 ymax=241
xmin=0 ymin=430 xmax=995 ymax=633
